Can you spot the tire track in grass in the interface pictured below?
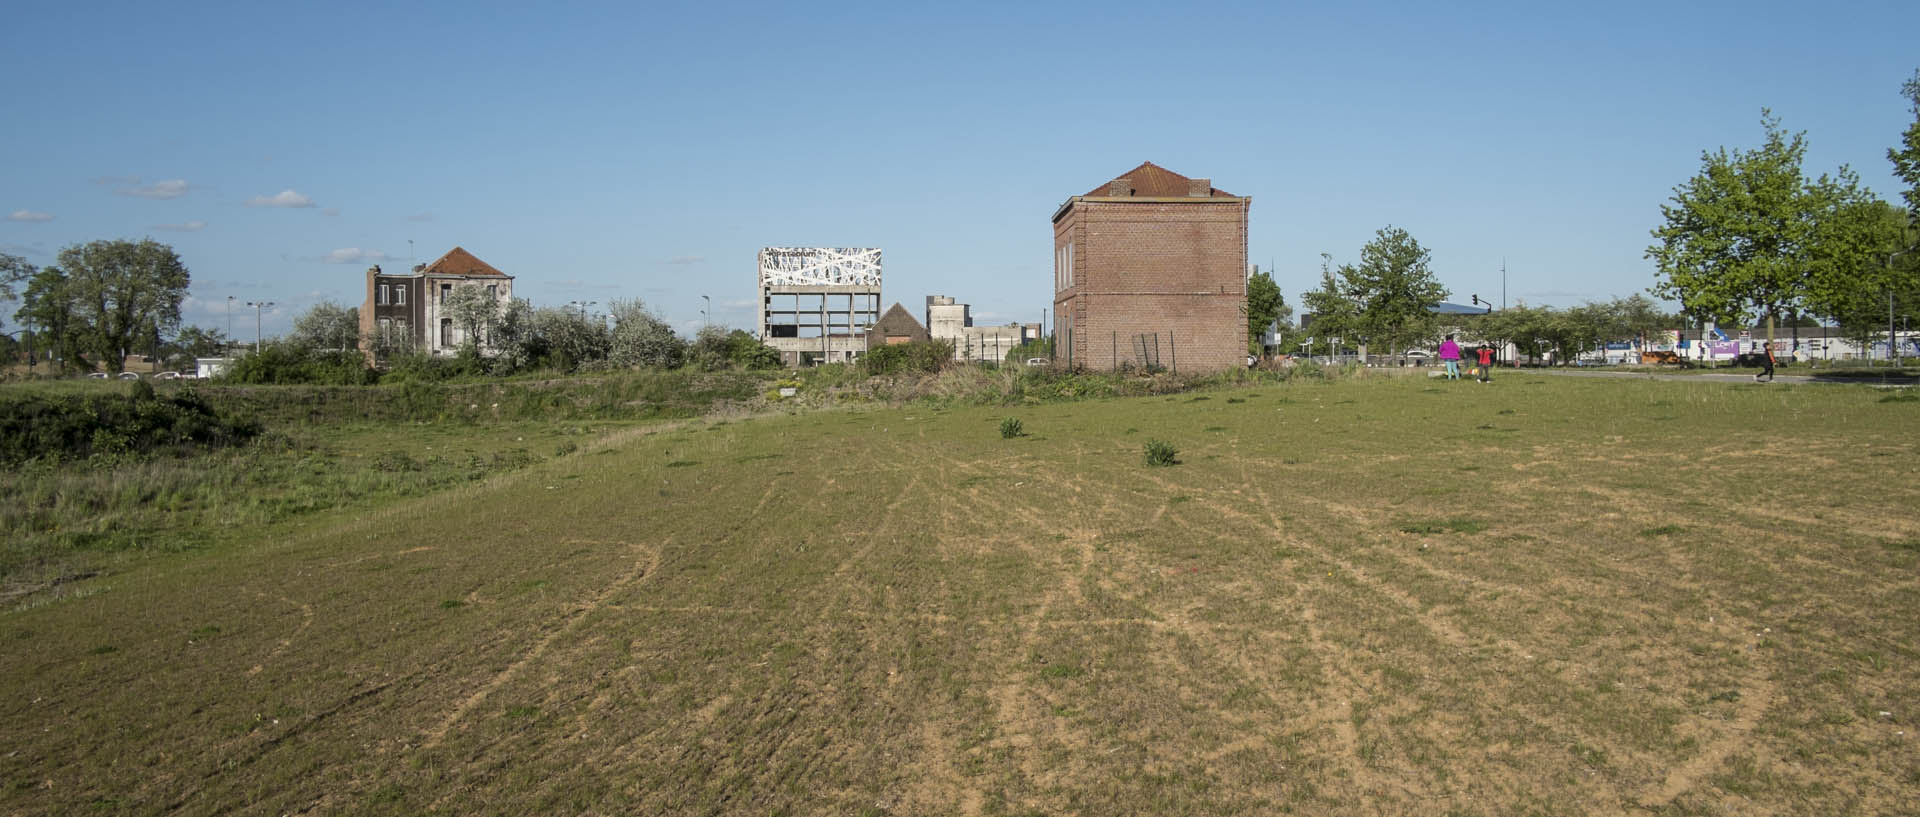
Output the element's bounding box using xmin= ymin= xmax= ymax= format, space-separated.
xmin=420 ymin=537 xmax=662 ymax=751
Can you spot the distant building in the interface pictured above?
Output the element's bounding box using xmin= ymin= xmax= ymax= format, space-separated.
xmin=757 ymin=247 xmax=881 ymax=366
xmin=1051 ymin=162 xmax=1249 ymax=372
xmin=358 ymin=246 xmax=515 ymax=364
xmin=925 ymin=295 xmax=1030 ymax=363
xmin=866 ymin=303 xmax=930 ymax=347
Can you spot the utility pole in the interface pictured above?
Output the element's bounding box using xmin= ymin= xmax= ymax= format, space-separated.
xmin=245 ymin=301 xmax=274 ymax=352
xmin=226 ymin=296 xmax=235 ymax=353
xmin=702 ymin=295 xmax=710 ymax=328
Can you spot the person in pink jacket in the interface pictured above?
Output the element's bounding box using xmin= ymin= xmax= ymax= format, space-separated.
xmin=1438 ymin=334 xmax=1463 ymax=380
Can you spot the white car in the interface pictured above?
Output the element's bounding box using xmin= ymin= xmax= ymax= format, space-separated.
xmin=1403 ymin=350 xmax=1434 ymax=359
xmin=1025 ymin=357 xmax=1050 ymax=367
xmin=117 ymin=372 xmax=141 ymax=380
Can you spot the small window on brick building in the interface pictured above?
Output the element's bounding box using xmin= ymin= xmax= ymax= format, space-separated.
xmin=440 ymin=318 xmax=453 ymax=347
xmin=377 ymin=284 xmax=389 ymax=305
xmin=394 ymin=286 xmax=405 ymax=306
xmin=486 ymin=285 xmax=497 ymax=299
xmin=440 ymin=283 xmax=452 ymax=303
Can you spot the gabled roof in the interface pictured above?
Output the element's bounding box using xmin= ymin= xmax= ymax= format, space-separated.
xmin=1084 ymin=161 xmax=1235 ymax=198
xmin=423 ymin=246 xmax=508 ymax=277
xmin=872 ymin=302 xmax=928 ymax=334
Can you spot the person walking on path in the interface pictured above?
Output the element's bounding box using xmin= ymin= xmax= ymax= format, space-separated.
xmin=1476 ymin=343 xmax=1495 ymax=383
xmin=1439 ymin=335 xmax=1463 ymax=380
xmin=1756 ymin=343 xmax=1776 ymax=382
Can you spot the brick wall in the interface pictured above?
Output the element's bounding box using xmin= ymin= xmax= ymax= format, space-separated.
xmin=1051 ymin=198 xmax=1248 ymax=372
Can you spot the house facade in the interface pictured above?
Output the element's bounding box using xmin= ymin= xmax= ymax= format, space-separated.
xmin=1051 ymin=162 xmax=1249 ymax=372
xmin=358 ymin=246 xmax=515 ymax=363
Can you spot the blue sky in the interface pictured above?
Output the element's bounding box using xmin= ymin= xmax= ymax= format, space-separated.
xmin=4 ymin=0 xmax=1916 ymax=339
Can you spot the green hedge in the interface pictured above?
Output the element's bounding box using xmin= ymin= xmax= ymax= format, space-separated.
xmin=0 ymin=382 xmax=261 ymax=464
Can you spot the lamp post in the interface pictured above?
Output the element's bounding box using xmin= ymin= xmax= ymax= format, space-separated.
xmin=1889 ymin=248 xmax=1912 ymax=366
xmin=245 ymin=301 xmax=274 ymax=353
xmin=702 ymin=295 xmax=710 ymax=328
xmin=226 ymin=296 xmax=235 ymax=353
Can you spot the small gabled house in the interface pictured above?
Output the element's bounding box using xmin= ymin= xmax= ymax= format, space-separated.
xmin=865 ymin=302 xmax=930 ymax=347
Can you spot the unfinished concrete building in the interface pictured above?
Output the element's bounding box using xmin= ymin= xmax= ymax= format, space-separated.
xmin=926 ymin=295 xmax=1032 ymax=363
xmin=757 ymin=247 xmax=881 ymax=366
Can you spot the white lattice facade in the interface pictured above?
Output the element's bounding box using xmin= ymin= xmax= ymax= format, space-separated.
xmin=757 ymin=247 xmax=882 ymax=366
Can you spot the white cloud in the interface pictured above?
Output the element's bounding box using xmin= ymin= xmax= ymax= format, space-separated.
xmin=152 ymin=220 xmax=207 ymax=232
xmin=6 ymin=210 xmax=54 ymax=222
xmin=246 ymin=189 xmax=316 ymax=208
xmin=665 ymin=255 xmax=705 ymax=265
xmin=121 ymin=179 xmax=191 ymax=199
xmin=91 ymin=175 xmax=141 ymax=185
xmin=319 ymin=248 xmax=391 ymax=264
xmin=406 ymin=212 xmax=434 ymax=222
xmin=317 ymin=248 xmax=388 ymax=265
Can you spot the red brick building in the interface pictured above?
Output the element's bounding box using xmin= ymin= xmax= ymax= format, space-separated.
xmin=1051 ymin=162 xmax=1250 ymax=372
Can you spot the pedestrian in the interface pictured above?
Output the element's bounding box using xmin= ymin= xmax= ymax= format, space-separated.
xmin=1439 ymin=334 xmax=1463 ymax=380
xmin=1756 ymin=342 xmax=1776 ymax=382
xmin=1476 ymin=343 xmax=1494 ymax=383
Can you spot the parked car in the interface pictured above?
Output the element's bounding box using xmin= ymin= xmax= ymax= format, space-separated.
xmin=117 ymin=372 xmax=141 ymax=380
xmin=1403 ymin=350 xmax=1433 ymax=359
xmin=154 ymin=371 xmax=181 ymax=380
xmin=87 ymin=372 xmax=108 ymax=379
xmin=1025 ymin=357 xmax=1049 ymax=366
xmin=1733 ymin=352 xmax=1780 ymax=368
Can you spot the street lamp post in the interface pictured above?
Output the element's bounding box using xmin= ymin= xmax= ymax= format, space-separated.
xmin=702 ymin=295 xmax=710 ymax=328
xmin=1890 ymin=248 xmax=1913 ymax=366
xmin=226 ymin=296 xmax=235 ymax=353
xmin=245 ymin=301 xmax=274 ymax=352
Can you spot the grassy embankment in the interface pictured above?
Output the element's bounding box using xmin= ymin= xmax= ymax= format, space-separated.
xmin=2 ymin=374 xmax=1917 ymax=815
xmin=0 ymin=369 xmax=775 ymax=591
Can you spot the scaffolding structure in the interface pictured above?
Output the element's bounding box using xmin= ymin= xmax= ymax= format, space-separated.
xmin=757 ymin=247 xmax=881 ymax=366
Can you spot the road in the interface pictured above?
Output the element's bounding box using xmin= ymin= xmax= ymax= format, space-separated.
xmin=1531 ymin=368 xmax=1918 ymax=386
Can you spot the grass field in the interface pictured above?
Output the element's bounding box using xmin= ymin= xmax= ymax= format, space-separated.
xmin=2 ymin=375 xmax=1916 ymax=815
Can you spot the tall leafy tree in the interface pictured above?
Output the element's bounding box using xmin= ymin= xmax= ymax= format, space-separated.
xmin=16 ymin=265 xmax=86 ymax=371
xmin=1647 ymin=111 xmax=1873 ymax=348
xmin=1245 ymin=268 xmax=1288 ymax=355
xmin=1311 ymin=228 xmax=1449 ymax=355
xmin=1299 ymin=254 xmax=1359 ymax=356
xmin=54 ymin=239 xmax=191 ymax=372
xmin=1890 ymin=69 xmax=1920 ymax=218
xmin=290 ymin=301 xmax=361 ymax=352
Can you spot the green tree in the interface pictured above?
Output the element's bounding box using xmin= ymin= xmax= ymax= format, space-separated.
xmin=290 ymin=301 xmax=360 ymax=352
xmin=1299 ymin=254 xmax=1360 ymax=357
xmin=15 ymin=265 xmax=87 ymax=371
xmin=51 ymin=239 xmax=191 ymax=372
xmin=164 ymin=326 xmax=229 ymax=370
xmin=442 ymin=285 xmax=503 ymax=353
xmin=608 ymin=298 xmax=685 ymax=368
xmin=1890 ymin=69 xmax=1920 ymax=218
xmin=1245 ymin=268 xmax=1289 ymax=356
xmin=1336 ymin=227 xmax=1449 ymax=355
xmin=1648 ymin=112 xmax=1873 ymax=349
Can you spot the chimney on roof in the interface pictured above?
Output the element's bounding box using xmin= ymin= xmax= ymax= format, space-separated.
xmin=1188 ymin=178 xmax=1211 ymax=197
xmin=413 ymin=264 xmax=426 ymax=273
xmin=1107 ymin=178 xmax=1131 ymax=196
